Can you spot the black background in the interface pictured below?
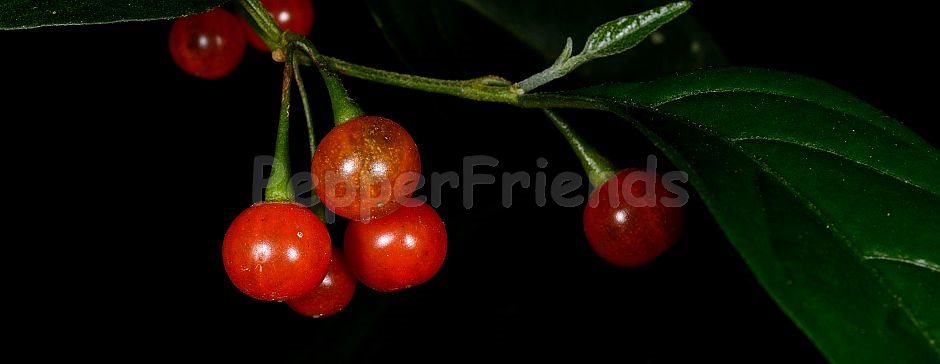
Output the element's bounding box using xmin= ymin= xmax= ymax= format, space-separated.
xmin=3 ymin=1 xmax=935 ymax=362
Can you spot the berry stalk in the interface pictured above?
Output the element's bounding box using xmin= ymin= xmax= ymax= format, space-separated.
xmin=265 ymin=49 xmax=296 ymax=202
xmin=292 ymin=36 xmax=364 ymax=125
xmin=235 ymin=0 xmax=281 ymax=50
xmin=543 ymin=110 xmax=615 ymax=187
xmin=292 ymin=57 xmax=316 ymax=156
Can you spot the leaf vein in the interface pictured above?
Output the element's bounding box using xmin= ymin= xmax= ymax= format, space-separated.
xmin=652 ymin=89 xmax=932 ymax=154
xmin=863 ymin=255 xmax=940 ymax=275
xmin=729 ymin=135 xmax=939 ymax=198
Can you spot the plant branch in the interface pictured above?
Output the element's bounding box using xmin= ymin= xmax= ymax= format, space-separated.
xmin=318 ymin=56 xmax=522 ymax=104
xmin=304 ymin=56 xmax=623 ymax=111
xmin=237 ymin=0 xmax=630 ymax=190
xmin=235 ymin=0 xmax=655 ymax=121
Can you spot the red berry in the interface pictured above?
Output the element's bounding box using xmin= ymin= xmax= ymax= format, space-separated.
xmin=168 ymin=8 xmax=246 ymax=80
xmin=312 ymin=116 xmax=421 ymax=221
xmin=344 ymin=202 xmax=446 ymax=292
xmin=583 ymin=169 xmax=684 ymax=267
xmin=222 ymin=202 xmax=332 ymax=301
xmin=242 ymin=0 xmax=315 ymax=51
xmin=286 ymin=250 xmax=357 ymax=318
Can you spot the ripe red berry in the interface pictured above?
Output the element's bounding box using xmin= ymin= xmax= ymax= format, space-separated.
xmin=583 ymin=169 xmax=684 ymax=268
xmin=344 ymin=202 xmax=447 ymax=292
xmin=312 ymin=116 xmax=421 ymax=221
xmin=168 ymin=8 xmax=246 ymax=80
xmin=242 ymin=0 xmax=315 ymax=51
xmin=222 ymin=202 xmax=332 ymax=301
xmin=286 ymin=250 xmax=357 ymax=318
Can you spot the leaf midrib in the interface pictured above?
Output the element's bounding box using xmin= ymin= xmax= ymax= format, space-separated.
xmin=863 ymin=255 xmax=940 ymax=274
xmin=729 ymin=135 xmax=939 ymax=199
xmin=645 ymin=88 xmax=936 ymax=156
xmin=618 ymin=87 xmax=939 ymax=196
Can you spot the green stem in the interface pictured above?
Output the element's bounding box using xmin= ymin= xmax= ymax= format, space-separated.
xmin=291 ymin=37 xmax=364 ymax=125
xmin=265 ymin=50 xmax=296 ymax=202
xmin=236 ymin=0 xmax=621 ymax=187
xmin=543 ymin=110 xmax=616 ymax=187
xmin=311 ymin=55 xmax=630 ymax=188
xmin=235 ymin=0 xmax=282 ymax=50
xmin=312 ymin=54 xmax=620 ymax=186
xmin=320 ymin=56 xmax=522 ymax=104
xmin=292 ymin=57 xmax=316 ymax=156
xmin=314 ymin=56 xmax=639 ymax=113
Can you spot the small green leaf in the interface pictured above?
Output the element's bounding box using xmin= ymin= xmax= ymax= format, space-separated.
xmin=520 ymin=68 xmax=940 ymax=363
xmin=580 ymin=1 xmax=690 ymax=59
xmin=517 ymin=2 xmax=691 ymax=91
xmin=0 ymin=0 xmax=230 ymax=30
xmin=366 ymin=0 xmax=724 ymax=82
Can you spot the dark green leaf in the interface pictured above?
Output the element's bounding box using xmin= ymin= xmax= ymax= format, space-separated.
xmin=523 ymin=68 xmax=940 ymax=363
xmin=0 ymin=0 xmax=230 ymax=30
xmin=366 ymin=0 xmax=724 ymax=81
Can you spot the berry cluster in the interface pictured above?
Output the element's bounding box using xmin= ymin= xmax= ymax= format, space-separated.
xmin=222 ymin=116 xmax=447 ymax=317
xmin=171 ymin=2 xmax=449 ymax=318
xmin=223 ymin=115 xmax=447 ymax=317
xmin=179 ymin=2 xmax=683 ymax=319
